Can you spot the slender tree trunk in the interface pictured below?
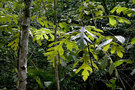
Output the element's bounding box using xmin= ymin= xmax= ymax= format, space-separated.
xmin=54 ymin=0 xmax=60 ymax=90
xmin=18 ymin=0 xmax=33 ymax=90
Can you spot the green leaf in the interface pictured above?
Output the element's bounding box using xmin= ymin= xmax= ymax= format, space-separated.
xmin=111 ymin=45 xmax=116 ymax=54
xmin=59 ymin=22 xmax=67 ymax=28
xmin=72 ymin=42 xmax=79 ymax=50
xmin=58 ymin=46 xmax=64 ymax=56
xmin=92 ymin=61 xmax=98 ymax=70
xmin=60 ymin=55 xmax=66 ymax=60
xmin=8 ymin=41 xmax=15 ymax=47
xmin=66 ymin=42 xmax=73 ymax=51
xmin=49 ymin=33 xmax=54 ymax=41
xmin=48 ymin=41 xmax=60 ymax=47
xmin=110 ymin=6 xmax=118 ymax=13
xmin=96 ymin=39 xmax=113 ymax=50
xmin=7 ymin=15 xmax=11 ymax=24
xmin=82 ymin=69 xmax=89 ymax=81
xmin=75 ymin=65 xmax=83 ymax=74
xmin=113 ymin=60 xmax=133 ymax=67
xmin=36 ymin=40 xmax=42 ymax=46
xmin=132 ymin=0 xmax=135 ymax=4
xmin=44 ymin=34 xmax=49 ymax=40
xmin=109 ymin=63 xmax=115 ymax=75
xmin=44 ymin=21 xmax=48 ymax=28
xmin=95 ymin=10 xmax=103 ymax=16
xmin=117 ymin=17 xmax=124 ymax=23
xmin=75 ymin=62 xmax=93 ymax=78
xmin=90 ymin=49 xmax=98 ymax=60
xmin=127 ymin=13 xmax=132 ymax=17
xmin=38 ymin=18 xmax=44 ymax=26
xmin=31 ymin=15 xmax=36 ymax=21
xmin=35 ymin=77 xmax=43 ymax=87
xmin=103 ymin=44 xmax=110 ymax=52
xmin=131 ymin=38 xmax=135 ymax=45
xmin=116 ymin=7 xmax=127 ymax=14
xmin=94 ymin=28 xmax=103 ymax=33
xmin=122 ymin=17 xmax=131 ymax=24
xmin=108 ymin=16 xmax=117 ymax=27
xmin=73 ymin=58 xmax=82 ymax=69
xmin=75 ymin=62 xmax=92 ymax=81
xmin=101 ymin=57 xmax=108 ymax=70
xmin=117 ymin=50 xmax=123 ymax=58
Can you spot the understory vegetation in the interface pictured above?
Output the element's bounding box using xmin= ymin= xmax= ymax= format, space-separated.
xmin=0 ymin=0 xmax=135 ymax=90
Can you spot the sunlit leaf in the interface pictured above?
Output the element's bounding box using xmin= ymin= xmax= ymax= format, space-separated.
xmin=82 ymin=69 xmax=89 ymax=81
xmin=96 ymin=39 xmax=113 ymax=50
xmin=66 ymin=42 xmax=73 ymax=51
xmin=108 ymin=16 xmax=117 ymax=27
xmin=58 ymin=46 xmax=64 ymax=56
xmin=117 ymin=17 xmax=124 ymax=23
xmin=131 ymin=38 xmax=135 ymax=45
xmin=116 ymin=7 xmax=127 ymax=14
xmin=85 ymin=29 xmax=98 ymax=39
xmin=122 ymin=17 xmax=131 ymax=24
xmin=110 ymin=6 xmax=118 ymax=13
xmin=103 ymin=44 xmax=110 ymax=52
xmin=111 ymin=45 xmax=116 ymax=54
xmin=36 ymin=40 xmax=42 ymax=46
xmin=132 ymin=0 xmax=135 ymax=4
xmin=117 ymin=50 xmax=123 ymax=58
xmin=115 ymin=36 xmax=125 ymax=43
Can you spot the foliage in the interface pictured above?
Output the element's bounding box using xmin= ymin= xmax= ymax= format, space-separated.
xmin=0 ymin=0 xmax=135 ymax=90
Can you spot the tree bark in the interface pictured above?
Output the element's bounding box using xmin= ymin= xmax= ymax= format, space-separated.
xmin=18 ymin=0 xmax=33 ymax=90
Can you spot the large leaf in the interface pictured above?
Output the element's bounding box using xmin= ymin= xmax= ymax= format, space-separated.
xmin=96 ymin=39 xmax=113 ymax=50
xmin=115 ymin=36 xmax=125 ymax=43
xmin=75 ymin=62 xmax=92 ymax=81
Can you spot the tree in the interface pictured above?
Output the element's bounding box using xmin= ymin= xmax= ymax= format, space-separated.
xmin=0 ymin=0 xmax=135 ymax=90
xmin=18 ymin=0 xmax=33 ymax=89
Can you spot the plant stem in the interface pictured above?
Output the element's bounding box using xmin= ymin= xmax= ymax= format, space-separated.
xmin=54 ymin=0 xmax=60 ymax=90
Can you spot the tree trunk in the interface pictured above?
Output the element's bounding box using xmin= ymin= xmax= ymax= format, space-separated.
xmin=18 ymin=0 xmax=33 ymax=90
